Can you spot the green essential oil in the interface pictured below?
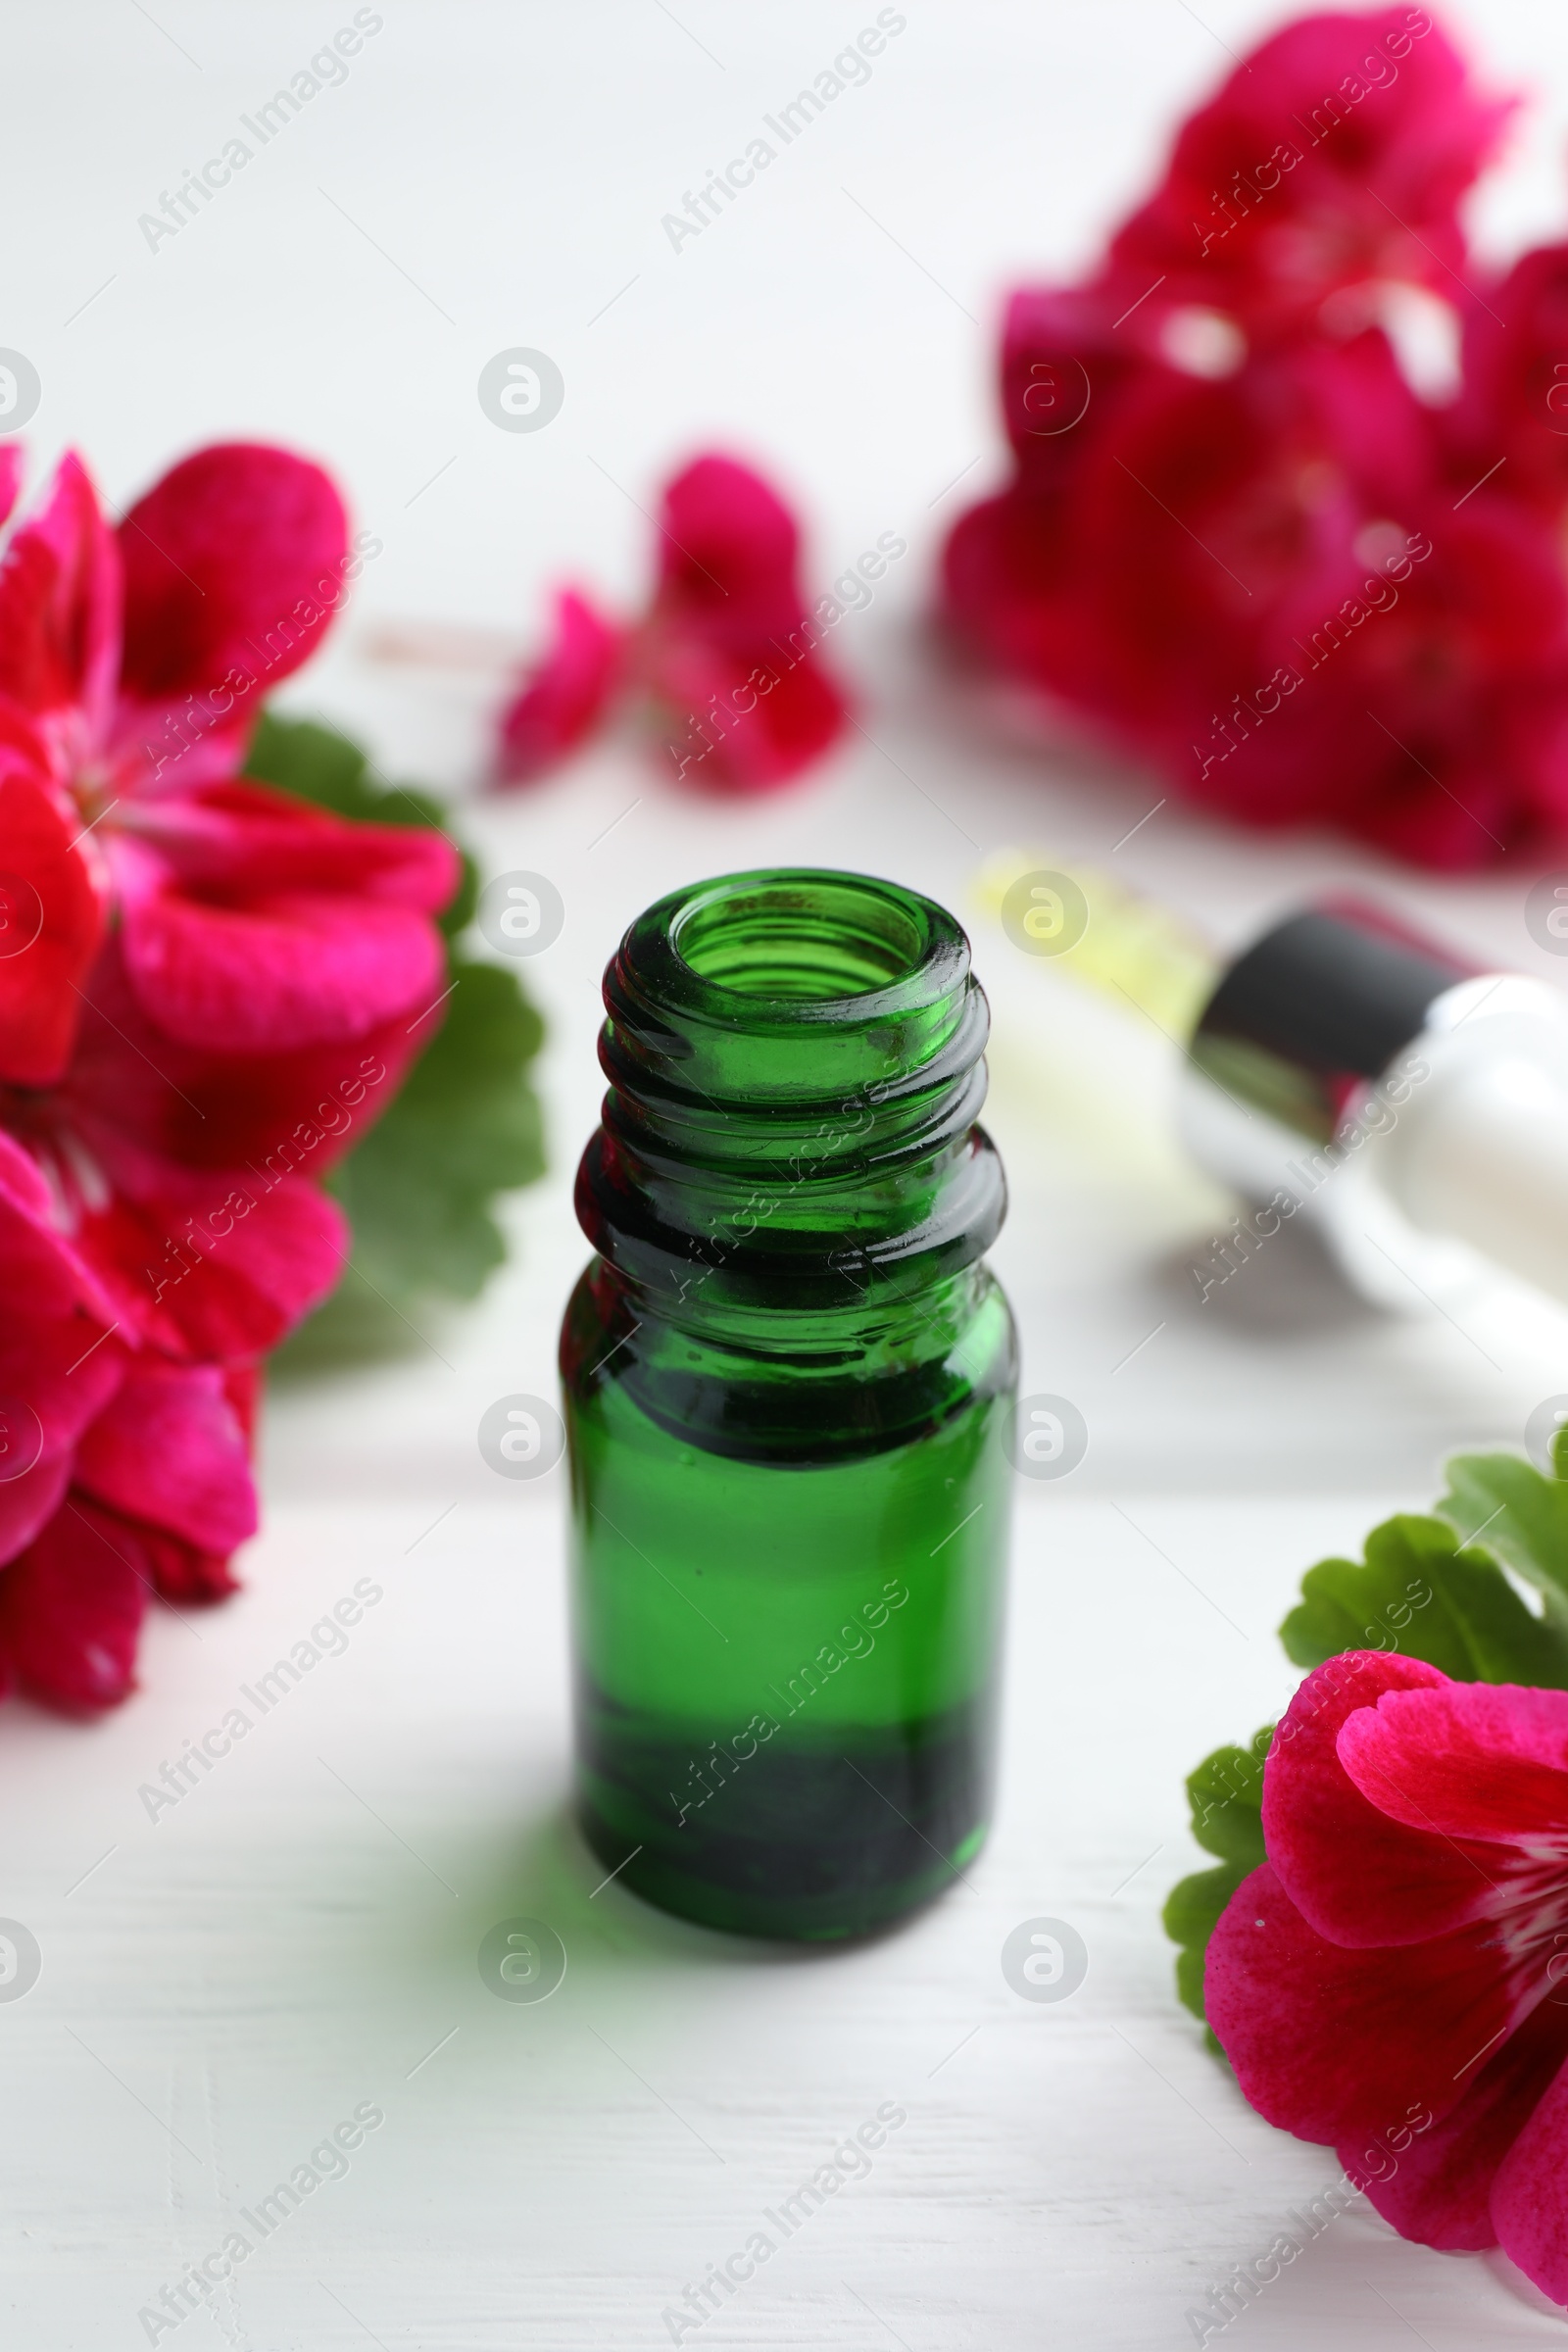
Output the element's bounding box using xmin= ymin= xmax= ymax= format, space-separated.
xmin=561 ymin=868 xmax=1016 ymax=1939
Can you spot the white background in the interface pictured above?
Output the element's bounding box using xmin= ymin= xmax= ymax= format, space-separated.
xmin=8 ymin=3 xmax=1568 ymax=2344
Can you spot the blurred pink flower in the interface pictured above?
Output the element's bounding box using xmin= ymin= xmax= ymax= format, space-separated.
xmin=1451 ymin=242 xmax=1568 ymax=514
xmin=496 ymin=587 xmax=623 ymax=784
xmin=495 ymin=453 xmax=850 ymax=794
xmin=1107 ymin=7 xmax=1513 ymax=340
xmin=942 ymin=7 xmax=1568 ymax=868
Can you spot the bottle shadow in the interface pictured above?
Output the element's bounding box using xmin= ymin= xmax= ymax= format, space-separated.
xmin=1152 ymin=1209 xmax=1387 ymax=1342
xmin=459 ymin=1798 xmax=943 ymax=1984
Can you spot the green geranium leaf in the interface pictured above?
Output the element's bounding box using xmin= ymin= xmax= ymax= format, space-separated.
xmin=321 ymin=957 xmax=544 ymax=1302
xmin=1164 ymin=1729 xmax=1270 ymax=2026
xmin=1281 ymin=1511 xmax=1568 ymax=1686
xmin=245 ymin=711 xmax=545 ymax=1365
xmin=1186 ymin=1734 xmax=1270 ymax=1865
xmin=1435 ymin=1444 xmax=1568 ymax=1632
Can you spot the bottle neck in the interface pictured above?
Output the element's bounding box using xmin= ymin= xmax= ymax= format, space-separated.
xmin=574 ymin=868 xmax=1006 ymax=1313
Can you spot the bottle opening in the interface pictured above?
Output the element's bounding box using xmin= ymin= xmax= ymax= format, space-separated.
xmin=602 ymin=868 xmax=981 ymax=1118
xmin=671 ymin=875 xmax=927 ymax=1003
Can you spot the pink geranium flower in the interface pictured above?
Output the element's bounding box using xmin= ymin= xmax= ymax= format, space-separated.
xmin=0 ymin=441 xmax=459 ymax=1350
xmin=949 ymin=304 xmax=1568 ymax=863
xmin=0 ymin=439 xmax=462 ymax=1711
xmin=1208 ymin=1652 xmax=1568 ymax=2303
xmin=0 ymin=441 xmax=455 ymax=1089
xmin=494 ymin=453 xmax=849 ymax=793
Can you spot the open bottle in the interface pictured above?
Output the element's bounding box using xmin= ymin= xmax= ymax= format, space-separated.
xmin=561 ymin=866 xmax=1017 ymax=1939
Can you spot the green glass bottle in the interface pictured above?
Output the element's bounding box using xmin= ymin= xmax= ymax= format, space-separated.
xmin=561 ymin=867 xmax=1016 ymax=1939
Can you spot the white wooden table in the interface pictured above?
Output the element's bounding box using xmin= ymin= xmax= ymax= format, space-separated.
xmin=9 ymin=4 xmax=1568 ymax=2342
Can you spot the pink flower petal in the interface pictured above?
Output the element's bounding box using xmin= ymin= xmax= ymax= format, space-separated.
xmin=496 ymin=587 xmax=623 ymax=784
xmin=64 ymin=940 xmax=423 ymax=1182
xmin=117 ymin=441 xmax=349 ymax=701
xmin=0 ymin=1327 xmax=123 ymax=1575
xmin=1262 ymin=1651 xmax=1507 ymax=1946
xmin=1452 ymin=243 xmax=1568 ymax=516
xmin=118 ymin=871 xmax=448 ymax=1056
xmin=945 ymin=297 xmax=1568 ymax=866
xmin=1206 ymin=1861 xmax=1528 ymax=2146
xmin=0 ymin=450 xmax=121 ymax=748
xmin=1338 ymin=1682 xmax=1568 ymax=1842
xmin=656 ymin=452 xmax=807 ymax=637
xmin=641 ymin=453 xmax=851 ymax=788
xmin=0 ymin=1129 xmax=126 ymax=1568
xmin=105 ymin=785 xmax=453 ymax=1054
xmin=0 ymin=1496 xmax=147 ymax=1712
xmin=0 ymin=1116 xmax=115 ymax=1317
xmin=128 ymin=778 xmax=460 ymax=909
xmin=1348 ymin=1994 xmax=1568 ymax=2255
xmin=652 ymin=632 xmax=848 ymax=793
xmin=0 ymin=742 xmax=107 ymax=1086
xmin=1491 ymin=2039 xmax=1568 ymax=2302
xmin=74 ymin=1145 xmax=351 ymax=1360
xmin=137 ymin=1526 xmax=241 ymax=1605
xmin=73 ymin=1360 xmax=256 ymax=1554
xmin=106 ymin=780 xmax=455 ymax=1055
xmin=494 ymin=454 xmax=848 ymax=795
xmin=113 ymin=442 xmax=349 ymax=787
xmin=1107 ymin=8 xmax=1515 ymax=336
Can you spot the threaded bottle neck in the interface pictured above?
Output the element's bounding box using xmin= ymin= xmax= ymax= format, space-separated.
xmin=575 ymin=868 xmax=1005 ymax=1309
